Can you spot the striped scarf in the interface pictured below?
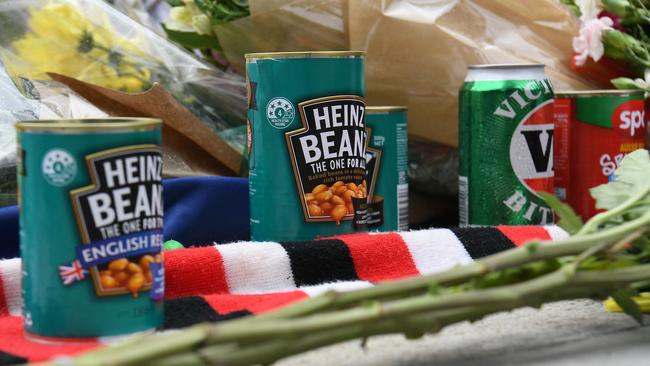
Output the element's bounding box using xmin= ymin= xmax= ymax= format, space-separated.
xmin=0 ymin=226 xmax=566 ymax=364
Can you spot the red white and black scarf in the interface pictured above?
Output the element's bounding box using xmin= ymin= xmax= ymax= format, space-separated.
xmin=0 ymin=226 xmax=566 ymax=364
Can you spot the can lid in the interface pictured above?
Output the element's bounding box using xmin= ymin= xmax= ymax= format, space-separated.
xmin=468 ymin=63 xmax=545 ymax=70
xmin=366 ymin=106 xmax=408 ymax=113
xmin=554 ymin=89 xmax=644 ymax=97
xmin=245 ymin=51 xmax=365 ymax=59
xmin=15 ymin=118 xmax=162 ymax=132
xmin=465 ymin=64 xmax=546 ymax=82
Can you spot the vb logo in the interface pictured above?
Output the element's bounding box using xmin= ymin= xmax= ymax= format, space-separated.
xmin=509 ymin=100 xmax=555 ymax=195
xmin=520 ymin=128 xmax=554 ymax=175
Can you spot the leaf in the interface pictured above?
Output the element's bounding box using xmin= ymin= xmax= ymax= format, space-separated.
xmin=195 ymin=0 xmax=250 ymax=22
xmin=163 ymin=25 xmax=222 ymax=50
xmin=538 ymin=191 xmax=584 ymax=234
xmin=611 ymin=77 xmax=645 ymax=90
xmin=611 ymin=288 xmax=644 ymax=324
xmin=590 ymin=149 xmax=650 ymax=214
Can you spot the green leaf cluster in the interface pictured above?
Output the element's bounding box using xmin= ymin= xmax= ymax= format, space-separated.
xmin=194 ymin=0 xmax=249 ymax=23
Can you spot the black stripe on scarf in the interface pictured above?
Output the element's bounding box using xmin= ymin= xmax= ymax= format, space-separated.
xmin=280 ymin=239 xmax=358 ymax=286
xmin=164 ymin=297 xmax=252 ymax=329
xmin=451 ymin=227 xmax=516 ymax=259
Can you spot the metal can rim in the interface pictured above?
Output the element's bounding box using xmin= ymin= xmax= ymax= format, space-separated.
xmin=554 ymin=89 xmax=644 ymax=97
xmin=15 ymin=118 xmax=162 ymax=132
xmin=366 ymin=106 xmax=408 ymax=113
xmin=468 ymin=63 xmax=545 ymax=70
xmin=245 ymin=51 xmax=365 ymax=59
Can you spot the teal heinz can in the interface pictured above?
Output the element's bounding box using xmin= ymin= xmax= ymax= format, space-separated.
xmin=246 ymin=51 xmax=368 ymax=241
xmin=17 ymin=118 xmax=164 ymax=340
xmin=365 ymin=107 xmax=409 ymax=231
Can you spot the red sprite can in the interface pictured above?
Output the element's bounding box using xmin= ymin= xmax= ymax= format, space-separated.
xmin=554 ymin=90 xmax=646 ymax=220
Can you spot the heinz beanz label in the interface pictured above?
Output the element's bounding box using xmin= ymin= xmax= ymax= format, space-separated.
xmin=18 ymin=119 xmax=164 ymax=339
xmin=246 ymin=51 xmax=367 ymax=241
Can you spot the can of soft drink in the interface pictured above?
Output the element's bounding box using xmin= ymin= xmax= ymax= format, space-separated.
xmin=459 ymin=64 xmax=555 ymax=226
xmin=554 ymin=89 xmax=645 ymax=220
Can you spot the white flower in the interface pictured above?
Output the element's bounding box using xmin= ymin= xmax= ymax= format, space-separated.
xmin=165 ymin=6 xmax=195 ymax=33
xmin=164 ymin=0 xmax=213 ymax=36
xmin=573 ymin=16 xmax=614 ymax=66
xmin=577 ymin=0 xmax=600 ymax=21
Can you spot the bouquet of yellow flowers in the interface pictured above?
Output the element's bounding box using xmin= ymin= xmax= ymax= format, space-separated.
xmin=0 ymin=0 xmax=248 ymax=152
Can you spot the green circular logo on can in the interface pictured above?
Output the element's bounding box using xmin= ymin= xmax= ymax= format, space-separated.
xmin=42 ymin=149 xmax=77 ymax=186
xmin=266 ymin=97 xmax=295 ymax=129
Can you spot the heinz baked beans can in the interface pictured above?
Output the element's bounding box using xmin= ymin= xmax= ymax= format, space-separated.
xmin=365 ymin=107 xmax=409 ymax=231
xmin=246 ymin=51 xmax=368 ymax=241
xmin=459 ymin=64 xmax=555 ymax=226
xmin=554 ymin=90 xmax=646 ymax=220
xmin=17 ymin=118 xmax=164 ymax=340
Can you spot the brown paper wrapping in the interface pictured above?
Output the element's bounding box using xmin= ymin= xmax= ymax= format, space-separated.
xmin=217 ymin=0 xmax=597 ymax=147
xmin=49 ymin=73 xmax=243 ymax=177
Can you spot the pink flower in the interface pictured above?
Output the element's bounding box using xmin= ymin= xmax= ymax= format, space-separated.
xmin=573 ymin=16 xmax=614 ymax=66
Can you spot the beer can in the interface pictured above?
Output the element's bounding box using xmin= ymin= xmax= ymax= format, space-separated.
xmin=17 ymin=118 xmax=164 ymax=340
xmin=365 ymin=106 xmax=409 ymax=231
xmin=246 ymin=51 xmax=368 ymax=241
xmin=459 ymin=64 xmax=555 ymax=226
xmin=555 ymin=90 xmax=646 ymax=220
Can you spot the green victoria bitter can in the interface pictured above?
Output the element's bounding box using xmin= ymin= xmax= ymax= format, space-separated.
xmin=246 ymin=51 xmax=368 ymax=241
xmin=17 ymin=118 xmax=164 ymax=340
xmin=459 ymin=64 xmax=555 ymax=226
xmin=365 ymin=107 xmax=409 ymax=231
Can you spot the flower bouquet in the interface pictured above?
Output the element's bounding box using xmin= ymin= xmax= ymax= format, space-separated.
xmin=563 ymin=0 xmax=650 ymax=89
xmin=0 ymin=0 xmax=248 ymax=154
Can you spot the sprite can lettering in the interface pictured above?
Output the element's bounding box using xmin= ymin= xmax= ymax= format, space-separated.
xmin=555 ymin=90 xmax=645 ymax=220
xmin=459 ymin=64 xmax=555 ymax=226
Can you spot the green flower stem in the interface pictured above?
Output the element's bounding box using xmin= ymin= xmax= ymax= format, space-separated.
xmin=200 ymin=263 xmax=650 ymax=345
xmin=67 ymin=324 xmax=211 ymax=366
xmin=199 ymin=266 xmax=650 ymax=366
xmin=257 ymin=210 xmax=650 ymax=322
xmin=62 ymin=263 xmax=650 ymax=366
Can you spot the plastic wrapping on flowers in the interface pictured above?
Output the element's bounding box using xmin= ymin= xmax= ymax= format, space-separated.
xmin=0 ymin=0 xmax=248 ymax=156
xmin=0 ymin=59 xmax=108 ymax=206
xmin=201 ymin=0 xmax=596 ymax=211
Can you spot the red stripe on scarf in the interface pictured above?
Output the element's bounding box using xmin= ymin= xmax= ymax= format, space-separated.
xmin=165 ymin=247 xmax=228 ymax=298
xmin=0 ymin=316 xmax=98 ymax=361
xmin=497 ymin=226 xmax=552 ymax=246
xmin=203 ymin=291 xmax=307 ymax=314
xmin=336 ymin=233 xmax=419 ymax=281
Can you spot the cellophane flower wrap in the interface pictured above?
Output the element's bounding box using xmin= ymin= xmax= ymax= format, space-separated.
xmin=0 ymin=0 xmax=248 ymax=152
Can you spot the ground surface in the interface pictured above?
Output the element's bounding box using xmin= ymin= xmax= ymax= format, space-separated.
xmin=278 ymin=300 xmax=650 ymax=366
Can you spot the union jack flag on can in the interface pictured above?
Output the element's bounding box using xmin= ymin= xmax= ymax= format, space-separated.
xmin=59 ymin=260 xmax=87 ymax=285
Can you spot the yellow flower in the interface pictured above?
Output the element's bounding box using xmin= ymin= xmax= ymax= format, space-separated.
xmin=3 ymin=2 xmax=152 ymax=93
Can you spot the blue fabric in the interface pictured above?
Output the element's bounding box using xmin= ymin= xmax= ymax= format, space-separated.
xmin=0 ymin=176 xmax=250 ymax=259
